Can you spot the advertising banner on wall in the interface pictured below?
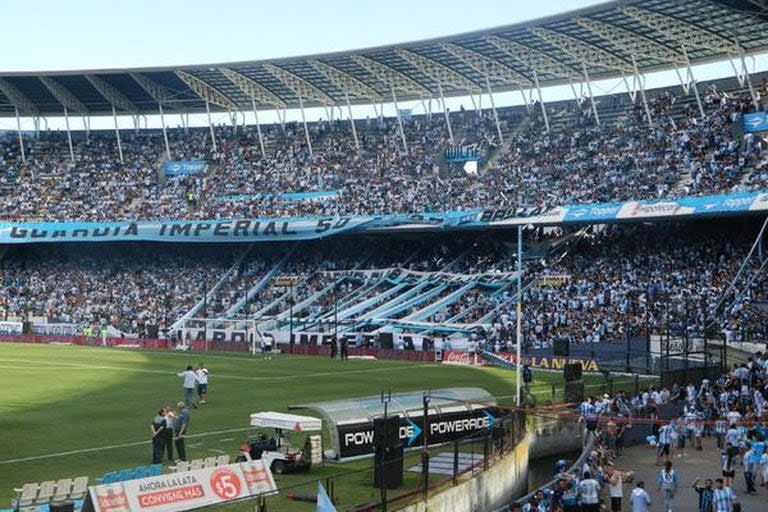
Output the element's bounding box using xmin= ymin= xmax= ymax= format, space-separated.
xmin=83 ymin=461 xmax=276 ymax=512
xmin=336 ymin=408 xmax=498 ymax=458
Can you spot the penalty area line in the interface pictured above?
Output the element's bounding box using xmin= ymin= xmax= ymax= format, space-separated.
xmin=0 ymin=427 xmax=251 ymax=465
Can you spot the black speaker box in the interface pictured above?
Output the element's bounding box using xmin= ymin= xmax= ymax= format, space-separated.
xmin=553 ymin=338 xmax=570 ymax=357
xmin=564 ymin=380 xmax=585 ymax=404
xmin=564 ymin=363 xmax=583 ymax=382
xmin=378 ymin=332 xmax=394 ymax=349
xmin=373 ymin=415 xmax=403 ymax=488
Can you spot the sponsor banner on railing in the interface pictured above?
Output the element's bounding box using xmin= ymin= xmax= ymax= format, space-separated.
xmin=442 ymin=351 xmax=599 ymax=371
xmin=0 ymin=321 xmax=23 ymax=335
xmin=31 ymin=322 xmax=81 ymax=336
xmin=84 ymin=461 xmax=276 ymax=512
xmin=164 ymin=160 xmax=208 ymax=176
xmin=1 ymin=190 xmax=767 ymax=244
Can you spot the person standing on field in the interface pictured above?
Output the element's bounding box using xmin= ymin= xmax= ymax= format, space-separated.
xmin=177 ymin=365 xmax=197 ymax=408
xmin=174 ymin=402 xmax=190 ymax=461
xmin=150 ymin=409 xmax=166 ymax=464
xmin=196 ymin=363 xmax=209 ymax=404
xmin=163 ymin=405 xmax=175 ymax=462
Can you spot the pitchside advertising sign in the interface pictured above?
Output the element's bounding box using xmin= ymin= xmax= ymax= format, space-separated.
xmin=83 ymin=461 xmax=276 ymax=512
xmin=336 ymin=408 xmax=500 ymax=459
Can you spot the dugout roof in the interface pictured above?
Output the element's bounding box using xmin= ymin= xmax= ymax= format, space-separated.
xmin=1 ymin=0 xmax=768 ymax=118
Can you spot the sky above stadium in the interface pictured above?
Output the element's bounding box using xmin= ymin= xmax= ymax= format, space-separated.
xmin=1 ymin=0 xmax=605 ymax=71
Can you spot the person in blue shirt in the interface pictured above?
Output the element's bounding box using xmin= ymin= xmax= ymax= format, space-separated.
xmin=174 ymin=402 xmax=191 ymax=461
xmin=629 ymin=481 xmax=651 ymax=512
xmin=657 ymin=461 xmax=678 ymax=512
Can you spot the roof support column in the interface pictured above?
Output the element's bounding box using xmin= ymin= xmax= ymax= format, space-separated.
xmin=344 ymin=92 xmax=360 ymax=151
xmin=485 ymin=74 xmax=504 ymax=146
xmin=298 ymin=94 xmax=313 ymax=157
xmin=14 ymin=109 xmax=26 ymax=164
xmin=180 ymin=112 xmax=189 ymax=134
xmin=438 ymin=83 xmax=454 ymax=145
xmin=391 ymin=86 xmax=408 ymax=155
xmin=64 ymin=107 xmax=74 ymax=163
xmin=83 ymin=116 xmax=90 ymax=139
xmin=33 ymin=117 xmax=40 ymax=139
xmin=205 ymin=100 xmax=218 ymax=153
xmin=111 ymin=105 xmax=124 ymax=163
xmin=681 ymin=46 xmax=705 ymax=119
xmin=249 ymin=95 xmax=267 ymax=158
xmin=582 ymin=63 xmax=600 ymax=127
xmin=631 ymin=56 xmax=653 ymax=128
xmin=520 ymin=89 xmax=531 ymax=113
xmin=158 ymin=101 xmax=171 ymax=160
xmin=532 ymin=71 xmax=550 ymax=133
xmin=736 ymin=43 xmax=759 ymax=111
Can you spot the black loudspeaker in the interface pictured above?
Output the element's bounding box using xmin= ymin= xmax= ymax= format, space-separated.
xmin=50 ymin=503 xmax=75 ymax=512
xmin=378 ymin=332 xmax=394 ymax=350
xmin=553 ymin=338 xmax=570 ymax=357
xmin=564 ymin=363 xmax=582 ymax=382
xmin=373 ymin=416 xmax=404 ymax=489
xmin=564 ymin=380 xmax=585 ymax=404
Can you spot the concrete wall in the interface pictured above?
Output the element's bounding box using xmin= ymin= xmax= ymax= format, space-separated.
xmin=399 ymin=433 xmax=532 ymax=512
xmin=398 ymin=416 xmax=584 ymax=512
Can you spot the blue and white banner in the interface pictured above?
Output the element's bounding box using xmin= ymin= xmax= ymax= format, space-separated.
xmin=164 ymin=160 xmax=208 ymax=176
xmin=0 ymin=190 xmax=766 ymax=244
xmin=743 ymin=112 xmax=768 ymax=133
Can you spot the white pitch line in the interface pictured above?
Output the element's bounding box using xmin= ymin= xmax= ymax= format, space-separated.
xmin=0 ymin=358 xmax=434 ymax=382
xmin=0 ymin=427 xmax=251 ymax=465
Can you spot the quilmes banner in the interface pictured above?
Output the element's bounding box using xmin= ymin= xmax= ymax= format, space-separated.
xmin=83 ymin=461 xmax=276 ymax=512
xmin=1 ymin=190 xmax=767 ymax=244
xmin=164 ymin=160 xmax=208 ymax=176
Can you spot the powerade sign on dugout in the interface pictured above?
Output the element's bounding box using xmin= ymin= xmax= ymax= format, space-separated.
xmin=336 ymin=408 xmax=498 ymax=458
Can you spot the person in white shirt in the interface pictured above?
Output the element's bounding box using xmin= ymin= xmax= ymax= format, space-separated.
xmin=177 ymin=365 xmax=198 ymax=408
xmin=629 ymin=481 xmax=651 ymax=512
xmin=195 ymin=363 xmax=209 ymax=404
xmin=579 ymin=471 xmax=601 ymax=512
xmin=606 ymin=463 xmax=624 ymax=512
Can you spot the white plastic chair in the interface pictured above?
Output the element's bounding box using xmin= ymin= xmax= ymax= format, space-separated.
xmin=51 ymin=478 xmax=73 ymax=503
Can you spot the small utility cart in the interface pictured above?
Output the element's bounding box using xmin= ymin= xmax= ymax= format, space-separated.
xmin=240 ymin=412 xmax=323 ymax=474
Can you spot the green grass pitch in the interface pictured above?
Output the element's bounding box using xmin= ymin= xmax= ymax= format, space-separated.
xmin=0 ymin=343 xmax=619 ymax=511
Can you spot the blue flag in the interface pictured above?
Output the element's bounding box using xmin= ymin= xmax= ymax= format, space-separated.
xmin=317 ymin=482 xmax=337 ymax=512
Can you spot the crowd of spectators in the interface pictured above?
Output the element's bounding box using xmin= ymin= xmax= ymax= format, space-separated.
xmin=0 ymin=76 xmax=767 ymax=223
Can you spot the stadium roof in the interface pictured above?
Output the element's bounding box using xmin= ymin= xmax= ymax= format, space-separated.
xmin=1 ymin=0 xmax=768 ymax=118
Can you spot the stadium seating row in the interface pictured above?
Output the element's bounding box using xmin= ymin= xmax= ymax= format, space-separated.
xmin=11 ymin=477 xmax=87 ymax=510
xmin=94 ymin=463 xmax=162 ymax=484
